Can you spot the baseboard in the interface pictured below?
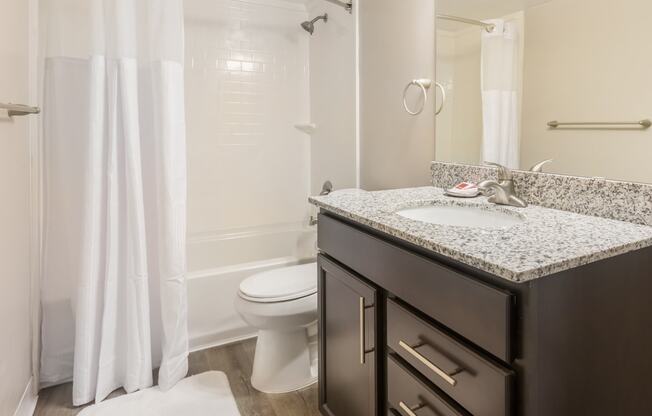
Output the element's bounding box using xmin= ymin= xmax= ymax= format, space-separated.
xmin=189 ymin=332 xmax=258 ymax=353
xmin=13 ymin=377 xmax=38 ymax=416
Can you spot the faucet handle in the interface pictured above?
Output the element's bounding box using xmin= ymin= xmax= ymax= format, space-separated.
xmin=484 ymin=161 xmax=513 ymax=181
xmin=529 ymin=159 xmax=553 ymax=173
xmin=319 ymin=180 xmax=333 ymax=195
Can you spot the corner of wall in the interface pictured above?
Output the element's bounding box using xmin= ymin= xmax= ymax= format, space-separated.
xmin=12 ymin=378 xmax=38 ymax=416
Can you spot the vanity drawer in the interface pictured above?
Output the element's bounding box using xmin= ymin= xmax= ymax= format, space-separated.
xmin=387 ymin=354 xmax=469 ymax=416
xmin=318 ymin=213 xmax=513 ymax=361
xmin=387 ymin=299 xmax=513 ymax=416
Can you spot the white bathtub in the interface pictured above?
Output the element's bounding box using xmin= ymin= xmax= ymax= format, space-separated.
xmin=186 ymin=223 xmax=317 ymax=351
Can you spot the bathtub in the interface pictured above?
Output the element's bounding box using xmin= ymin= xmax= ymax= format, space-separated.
xmin=186 ymin=222 xmax=317 ymax=351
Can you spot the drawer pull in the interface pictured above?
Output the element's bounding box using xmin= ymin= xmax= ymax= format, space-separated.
xmin=399 ymin=340 xmax=459 ymax=386
xmin=359 ymin=297 xmax=375 ymax=364
xmin=398 ymin=401 xmax=425 ymax=416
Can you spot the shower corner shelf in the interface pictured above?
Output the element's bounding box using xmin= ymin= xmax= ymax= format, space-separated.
xmin=294 ymin=123 xmax=317 ymax=135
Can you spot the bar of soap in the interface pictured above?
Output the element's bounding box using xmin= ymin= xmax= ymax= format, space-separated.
xmin=444 ymin=182 xmax=480 ymax=198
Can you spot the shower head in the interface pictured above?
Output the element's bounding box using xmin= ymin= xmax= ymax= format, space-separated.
xmin=300 ymin=21 xmax=314 ymax=34
xmin=301 ymin=13 xmax=328 ymax=35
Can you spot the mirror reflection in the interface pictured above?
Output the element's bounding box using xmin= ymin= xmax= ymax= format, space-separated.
xmin=435 ymin=0 xmax=652 ymax=183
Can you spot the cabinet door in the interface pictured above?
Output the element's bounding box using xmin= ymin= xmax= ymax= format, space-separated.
xmin=318 ymin=254 xmax=378 ymax=416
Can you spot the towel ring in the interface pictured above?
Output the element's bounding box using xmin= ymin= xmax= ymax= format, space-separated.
xmin=403 ymin=79 xmax=432 ymax=116
xmin=434 ymin=82 xmax=446 ymax=116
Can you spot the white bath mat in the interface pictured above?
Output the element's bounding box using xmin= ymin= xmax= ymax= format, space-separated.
xmin=78 ymin=371 xmax=241 ymax=416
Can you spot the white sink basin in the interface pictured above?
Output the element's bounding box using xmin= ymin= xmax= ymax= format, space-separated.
xmin=396 ymin=204 xmax=524 ymax=228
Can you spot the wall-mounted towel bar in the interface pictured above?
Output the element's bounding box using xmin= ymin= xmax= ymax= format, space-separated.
xmin=1 ymin=103 xmax=40 ymax=117
xmin=547 ymin=119 xmax=651 ymax=129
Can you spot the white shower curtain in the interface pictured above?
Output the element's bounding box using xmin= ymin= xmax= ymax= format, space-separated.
xmin=481 ymin=19 xmax=521 ymax=168
xmin=39 ymin=0 xmax=188 ymax=406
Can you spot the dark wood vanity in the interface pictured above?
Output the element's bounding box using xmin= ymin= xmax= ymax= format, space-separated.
xmin=317 ymin=212 xmax=652 ymax=416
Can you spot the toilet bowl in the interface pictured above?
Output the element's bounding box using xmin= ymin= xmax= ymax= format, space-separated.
xmin=235 ymin=262 xmax=318 ymax=394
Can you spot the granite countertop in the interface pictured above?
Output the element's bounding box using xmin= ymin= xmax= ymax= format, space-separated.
xmin=309 ymin=187 xmax=652 ymax=283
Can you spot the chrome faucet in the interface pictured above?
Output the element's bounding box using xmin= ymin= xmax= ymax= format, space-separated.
xmin=478 ymin=162 xmax=528 ymax=208
xmin=309 ymin=180 xmax=334 ymax=226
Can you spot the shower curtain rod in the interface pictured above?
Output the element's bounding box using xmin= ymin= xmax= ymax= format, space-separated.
xmin=323 ymin=0 xmax=353 ymax=13
xmin=437 ymin=14 xmax=495 ymax=32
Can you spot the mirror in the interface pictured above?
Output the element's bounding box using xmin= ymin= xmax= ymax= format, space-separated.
xmin=434 ymin=0 xmax=652 ymax=183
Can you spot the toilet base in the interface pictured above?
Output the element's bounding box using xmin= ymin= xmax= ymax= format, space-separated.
xmin=250 ymin=326 xmax=317 ymax=394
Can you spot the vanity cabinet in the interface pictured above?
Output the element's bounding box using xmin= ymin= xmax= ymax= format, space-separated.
xmin=317 ymin=212 xmax=652 ymax=416
xmin=318 ymin=255 xmax=379 ymax=416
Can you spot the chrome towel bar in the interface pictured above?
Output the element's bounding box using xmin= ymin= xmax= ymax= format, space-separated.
xmin=1 ymin=102 xmax=40 ymax=117
xmin=547 ymin=119 xmax=651 ymax=129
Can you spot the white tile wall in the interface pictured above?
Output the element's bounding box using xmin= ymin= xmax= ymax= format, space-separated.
xmin=307 ymin=0 xmax=357 ymax=195
xmin=185 ymin=0 xmax=311 ymax=237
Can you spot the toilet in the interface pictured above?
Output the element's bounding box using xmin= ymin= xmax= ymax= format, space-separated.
xmin=235 ymin=262 xmax=318 ymax=394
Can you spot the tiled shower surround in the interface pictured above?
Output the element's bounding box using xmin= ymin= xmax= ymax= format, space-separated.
xmin=185 ymin=0 xmax=311 ymax=236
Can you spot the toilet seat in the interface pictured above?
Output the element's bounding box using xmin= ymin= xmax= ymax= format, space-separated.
xmin=238 ymin=262 xmax=317 ymax=303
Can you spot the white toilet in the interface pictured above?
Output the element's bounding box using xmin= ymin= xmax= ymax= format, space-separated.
xmin=235 ymin=262 xmax=318 ymax=394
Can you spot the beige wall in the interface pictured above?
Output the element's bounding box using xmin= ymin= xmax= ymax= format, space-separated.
xmin=520 ymin=0 xmax=652 ymax=182
xmin=0 ymin=0 xmax=35 ymax=414
xmin=307 ymin=0 xmax=357 ymax=193
xmin=358 ymin=0 xmax=435 ymax=190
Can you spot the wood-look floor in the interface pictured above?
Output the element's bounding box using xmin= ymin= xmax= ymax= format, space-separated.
xmin=34 ymin=338 xmax=320 ymax=416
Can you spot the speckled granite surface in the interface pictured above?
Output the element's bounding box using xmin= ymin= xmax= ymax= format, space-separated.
xmin=309 ymin=187 xmax=652 ymax=283
xmin=431 ymin=162 xmax=652 ymax=226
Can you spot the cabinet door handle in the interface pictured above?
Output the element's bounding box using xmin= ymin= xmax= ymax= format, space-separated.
xmin=359 ymin=297 xmax=375 ymax=364
xmin=398 ymin=401 xmax=425 ymax=416
xmin=399 ymin=340 xmax=459 ymax=386
xmin=360 ymin=297 xmax=365 ymax=364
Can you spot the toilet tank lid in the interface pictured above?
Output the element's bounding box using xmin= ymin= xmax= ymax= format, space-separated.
xmin=239 ymin=262 xmax=317 ymax=301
